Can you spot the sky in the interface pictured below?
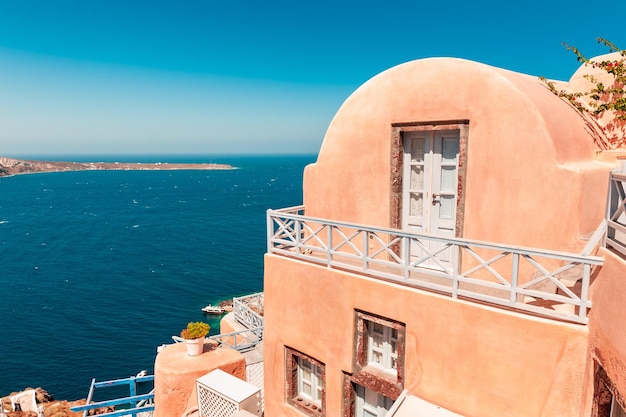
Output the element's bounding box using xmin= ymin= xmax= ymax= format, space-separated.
xmin=0 ymin=0 xmax=625 ymax=157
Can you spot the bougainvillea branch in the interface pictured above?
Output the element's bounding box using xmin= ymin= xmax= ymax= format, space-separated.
xmin=540 ymin=38 xmax=626 ymax=149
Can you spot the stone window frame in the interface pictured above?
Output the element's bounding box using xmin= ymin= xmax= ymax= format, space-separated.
xmin=342 ymin=373 xmax=397 ymax=417
xmin=351 ymin=310 xmax=405 ymax=397
xmin=592 ymin=363 xmax=626 ymax=417
xmin=389 ymin=120 xmax=470 ymax=237
xmin=285 ymin=346 xmax=326 ymax=416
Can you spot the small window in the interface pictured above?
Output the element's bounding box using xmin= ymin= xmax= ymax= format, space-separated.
xmin=298 ymin=356 xmax=323 ymax=405
xmin=355 ymin=384 xmax=394 ymax=417
xmin=593 ymin=363 xmax=626 ymax=417
xmin=286 ymin=347 xmax=325 ymax=416
xmin=612 ymin=396 xmax=626 ymax=417
xmin=354 ymin=310 xmax=405 ymax=385
xmin=367 ymin=322 xmax=398 ymax=374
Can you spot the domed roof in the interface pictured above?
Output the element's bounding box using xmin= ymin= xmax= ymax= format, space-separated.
xmin=319 ymin=57 xmax=597 ymax=165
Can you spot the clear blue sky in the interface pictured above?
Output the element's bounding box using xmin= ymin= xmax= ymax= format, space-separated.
xmin=1 ymin=0 xmax=624 ymax=157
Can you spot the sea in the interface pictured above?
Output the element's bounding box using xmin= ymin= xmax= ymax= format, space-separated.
xmin=0 ymin=154 xmax=315 ymax=401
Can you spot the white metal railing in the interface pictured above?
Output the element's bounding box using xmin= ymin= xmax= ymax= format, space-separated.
xmin=169 ymin=292 xmax=264 ymax=352
xmin=233 ymin=292 xmax=264 ymax=329
xmin=607 ymin=171 xmax=626 ymax=256
xmin=267 ymin=206 xmax=604 ymax=324
xmin=171 ymin=326 xmax=263 ymax=352
xmin=209 ymin=327 xmax=264 ymax=352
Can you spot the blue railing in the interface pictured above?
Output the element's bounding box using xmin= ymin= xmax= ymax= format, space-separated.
xmin=70 ymin=375 xmax=154 ymax=417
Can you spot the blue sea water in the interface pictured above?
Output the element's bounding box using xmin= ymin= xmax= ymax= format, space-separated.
xmin=0 ymin=154 xmax=315 ymax=400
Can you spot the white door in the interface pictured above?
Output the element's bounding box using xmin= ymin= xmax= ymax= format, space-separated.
xmin=402 ymin=130 xmax=460 ymax=271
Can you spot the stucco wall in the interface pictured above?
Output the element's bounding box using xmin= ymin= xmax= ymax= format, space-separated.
xmin=302 ymin=58 xmax=609 ymax=253
xmin=153 ymin=342 xmax=246 ymax=417
xmin=589 ymin=247 xmax=626 ymax=401
xmin=263 ymin=254 xmax=590 ymax=417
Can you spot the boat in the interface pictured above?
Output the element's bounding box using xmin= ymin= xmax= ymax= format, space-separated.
xmin=201 ymin=304 xmax=225 ymax=315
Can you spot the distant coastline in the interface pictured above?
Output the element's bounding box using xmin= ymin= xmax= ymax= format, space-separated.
xmin=0 ymin=156 xmax=233 ymax=177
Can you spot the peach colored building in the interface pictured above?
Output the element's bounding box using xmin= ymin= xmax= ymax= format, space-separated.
xmin=263 ymin=56 xmax=626 ymax=417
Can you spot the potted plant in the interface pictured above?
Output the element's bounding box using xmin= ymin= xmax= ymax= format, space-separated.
xmin=180 ymin=321 xmax=210 ymax=356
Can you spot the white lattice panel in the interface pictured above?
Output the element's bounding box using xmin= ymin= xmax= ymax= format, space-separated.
xmin=246 ymin=362 xmax=264 ymax=390
xmin=198 ymin=387 xmax=237 ymax=417
xmin=246 ymin=362 xmax=264 ymax=412
xmin=196 ymin=369 xmax=262 ymax=417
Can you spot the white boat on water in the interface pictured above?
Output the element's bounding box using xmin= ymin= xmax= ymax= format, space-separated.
xmin=201 ymin=304 xmax=225 ymax=314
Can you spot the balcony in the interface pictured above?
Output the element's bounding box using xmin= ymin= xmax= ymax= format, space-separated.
xmin=267 ymin=206 xmax=604 ymax=324
xmin=607 ymin=170 xmax=626 ymax=256
xmin=233 ymin=292 xmax=264 ymax=329
xmin=209 ymin=293 xmax=264 ymax=353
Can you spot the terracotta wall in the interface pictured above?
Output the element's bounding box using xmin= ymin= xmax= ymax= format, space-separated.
xmin=263 ymin=254 xmax=590 ymax=417
xmin=588 ymin=247 xmax=626 ymax=402
xmin=153 ymin=342 xmax=246 ymax=417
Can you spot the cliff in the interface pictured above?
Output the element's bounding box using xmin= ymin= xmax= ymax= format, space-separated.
xmin=1 ymin=387 xmax=109 ymax=417
xmin=0 ymin=156 xmax=233 ymax=177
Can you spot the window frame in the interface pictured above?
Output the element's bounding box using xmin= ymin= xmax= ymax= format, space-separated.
xmin=354 ymin=310 xmax=405 ymax=386
xmin=285 ymin=347 xmax=326 ymax=416
xmin=593 ymin=363 xmax=626 ymax=417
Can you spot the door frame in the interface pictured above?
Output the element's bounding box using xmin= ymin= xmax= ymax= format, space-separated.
xmin=389 ymin=120 xmax=469 ymax=238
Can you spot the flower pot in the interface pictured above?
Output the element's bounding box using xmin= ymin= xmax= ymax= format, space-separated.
xmin=185 ymin=337 xmax=205 ymax=356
